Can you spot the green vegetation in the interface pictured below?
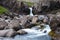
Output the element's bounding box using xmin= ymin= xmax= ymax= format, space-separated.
xmin=0 ymin=6 xmax=9 ymax=14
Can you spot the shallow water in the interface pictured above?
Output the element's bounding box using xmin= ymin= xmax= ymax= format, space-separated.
xmin=0 ymin=35 xmax=51 ymax=40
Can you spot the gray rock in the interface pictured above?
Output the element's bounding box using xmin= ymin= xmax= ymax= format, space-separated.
xmin=0 ymin=29 xmax=16 ymax=37
xmin=19 ymin=16 xmax=28 ymax=26
xmin=0 ymin=20 xmax=8 ymax=30
xmin=38 ymin=15 xmax=45 ymax=20
xmin=5 ymin=19 xmax=21 ymax=31
xmin=17 ymin=30 xmax=27 ymax=35
xmin=31 ymin=16 xmax=38 ymax=24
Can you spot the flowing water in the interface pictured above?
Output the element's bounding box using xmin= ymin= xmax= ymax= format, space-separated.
xmin=0 ymin=25 xmax=51 ymax=40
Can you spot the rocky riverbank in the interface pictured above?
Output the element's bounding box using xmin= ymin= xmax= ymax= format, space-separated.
xmin=0 ymin=11 xmax=59 ymax=40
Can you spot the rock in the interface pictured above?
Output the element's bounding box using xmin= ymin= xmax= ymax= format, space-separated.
xmin=43 ymin=16 xmax=49 ymax=24
xmin=31 ymin=25 xmax=41 ymax=30
xmin=5 ymin=19 xmax=11 ymax=23
xmin=19 ymin=16 xmax=28 ymax=26
xmin=5 ymin=19 xmax=21 ymax=31
xmin=38 ymin=15 xmax=45 ymax=20
xmin=0 ymin=20 xmax=8 ymax=30
xmin=0 ymin=18 xmax=5 ymax=21
xmin=47 ymin=14 xmax=56 ymax=24
xmin=17 ymin=30 xmax=27 ymax=35
xmin=0 ymin=29 xmax=16 ymax=37
xmin=21 ymin=16 xmax=38 ymax=28
xmin=31 ymin=16 xmax=38 ymax=24
xmin=38 ymin=15 xmax=49 ymax=24
xmin=56 ymin=12 xmax=60 ymax=16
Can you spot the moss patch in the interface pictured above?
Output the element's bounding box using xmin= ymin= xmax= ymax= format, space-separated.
xmin=0 ymin=6 xmax=9 ymax=14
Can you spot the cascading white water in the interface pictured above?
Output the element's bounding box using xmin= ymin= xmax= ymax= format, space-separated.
xmin=29 ymin=7 xmax=34 ymax=16
xmin=20 ymin=24 xmax=51 ymax=40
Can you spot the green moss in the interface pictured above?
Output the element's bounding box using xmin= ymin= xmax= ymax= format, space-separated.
xmin=0 ymin=6 xmax=9 ymax=14
xmin=49 ymin=31 xmax=57 ymax=37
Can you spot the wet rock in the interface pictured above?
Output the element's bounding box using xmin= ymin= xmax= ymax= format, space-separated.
xmin=0 ymin=29 xmax=16 ymax=37
xmin=17 ymin=30 xmax=27 ymax=35
xmin=31 ymin=25 xmax=41 ymax=30
xmin=38 ymin=15 xmax=49 ymax=24
xmin=38 ymin=15 xmax=45 ymax=20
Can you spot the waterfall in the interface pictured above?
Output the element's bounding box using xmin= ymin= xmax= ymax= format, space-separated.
xmin=29 ymin=7 xmax=34 ymax=16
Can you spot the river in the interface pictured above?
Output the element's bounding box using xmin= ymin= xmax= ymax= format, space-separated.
xmin=0 ymin=24 xmax=51 ymax=40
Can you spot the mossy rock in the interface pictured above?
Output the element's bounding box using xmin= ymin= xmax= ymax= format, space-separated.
xmin=49 ymin=31 xmax=57 ymax=38
xmin=0 ymin=6 xmax=9 ymax=14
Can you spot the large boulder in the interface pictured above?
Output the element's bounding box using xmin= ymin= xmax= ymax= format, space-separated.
xmin=31 ymin=16 xmax=38 ymax=24
xmin=17 ymin=29 xmax=27 ymax=35
xmin=5 ymin=19 xmax=21 ymax=31
xmin=0 ymin=29 xmax=16 ymax=37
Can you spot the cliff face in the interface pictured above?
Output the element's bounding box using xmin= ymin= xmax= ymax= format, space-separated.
xmin=0 ymin=0 xmax=60 ymax=13
xmin=0 ymin=0 xmax=19 ymax=12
